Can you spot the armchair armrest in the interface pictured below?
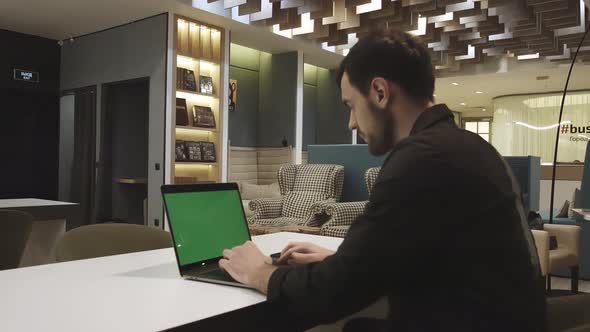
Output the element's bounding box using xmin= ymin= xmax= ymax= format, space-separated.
xmin=544 ymin=224 xmax=581 ymax=253
xmin=531 ymin=229 xmax=550 ymax=277
xmin=319 ymin=201 xmax=368 ymax=229
xmin=248 ymin=198 xmax=283 ymax=223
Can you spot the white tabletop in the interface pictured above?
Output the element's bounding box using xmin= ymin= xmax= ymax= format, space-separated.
xmin=0 ymin=198 xmax=77 ymax=209
xmin=0 ymin=232 xmax=343 ymax=332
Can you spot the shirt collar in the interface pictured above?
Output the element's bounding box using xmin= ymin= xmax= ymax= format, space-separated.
xmin=409 ymin=104 xmax=456 ymax=136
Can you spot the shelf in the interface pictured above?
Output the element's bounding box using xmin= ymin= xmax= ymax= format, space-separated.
xmin=176 ymin=162 xmax=218 ymax=165
xmin=176 ymin=126 xmax=217 ymax=133
xmin=114 ymin=178 xmax=147 ymax=184
xmin=176 ymin=89 xmax=218 ymax=99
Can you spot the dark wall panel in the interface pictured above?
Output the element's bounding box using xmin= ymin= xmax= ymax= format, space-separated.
xmin=228 ymin=67 xmax=259 ymax=147
xmin=0 ymin=30 xmax=60 ymax=199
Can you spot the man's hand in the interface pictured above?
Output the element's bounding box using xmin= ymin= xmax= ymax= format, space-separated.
xmin=278 ymin=242 xmax=335 ymax=264
xmin=219 ymin=241 xmax=277 ymax=294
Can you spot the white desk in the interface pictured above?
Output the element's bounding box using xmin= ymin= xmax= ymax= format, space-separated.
xmin=0 ymin=232 xmax=343 ymax=332
xmin=0 ymin=199 xmax=80 ymax=267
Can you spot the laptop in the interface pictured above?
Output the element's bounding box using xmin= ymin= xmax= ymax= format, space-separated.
xmin=162 ymin=182 xmax=277 ymax=289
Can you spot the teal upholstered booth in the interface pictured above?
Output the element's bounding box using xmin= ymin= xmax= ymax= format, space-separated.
xmin=308 ymin=145 xmax=385 ymax=202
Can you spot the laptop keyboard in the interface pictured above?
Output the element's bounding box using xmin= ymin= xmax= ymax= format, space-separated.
xmin=199 ymin=268 xmax=236 ymax=282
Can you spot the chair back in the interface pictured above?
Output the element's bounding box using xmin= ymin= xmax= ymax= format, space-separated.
xmin=278 ymin=164 xmax=344 ymax=199
xmin=0 ymin=210 xmax=33 ymax=270
xmin=55 ymin=223 xmax=172 ymax=262
xmin=365 ymin=167 xmax=381 ymax=196
xmin=277 ymin=164 xmax=344 ymax=219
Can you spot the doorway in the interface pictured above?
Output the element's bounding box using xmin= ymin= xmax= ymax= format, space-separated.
xmin=96 ymin=79 xmax=150 ymax=225
xmin=59 ymin=86 xmax=97 ymax=230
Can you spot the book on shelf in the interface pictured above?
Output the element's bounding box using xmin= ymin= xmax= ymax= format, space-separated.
xmin=175 ymin=140 xmax=187 ymax=161
xmin=200 ymin=141 xmax=216 ymax=162
xmin=175 ymin=98 xmax=189 ymax=126
xmin=199 ymin=75 xmax=214 ymax=95
xmin=185 ymin=141 xmax=203 ymax=162
xmin=175 ymin=140 xmax=216 ymax=163
xmin=192 ymin=105 xmax=216 ymax=128
xmin=176 ymin=67 xmax=197 ymax=91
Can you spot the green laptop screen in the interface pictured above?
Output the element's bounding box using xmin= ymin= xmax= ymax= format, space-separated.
xmin=163 ymin=190 xmax=249 ymax=267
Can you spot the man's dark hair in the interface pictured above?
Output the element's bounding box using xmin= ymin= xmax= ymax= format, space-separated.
xmin=337 ymin=28 xmax=435 ymax=102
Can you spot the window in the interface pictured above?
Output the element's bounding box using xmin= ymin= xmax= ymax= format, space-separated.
xmin=463 ymin=118 xmax=491 ymax=142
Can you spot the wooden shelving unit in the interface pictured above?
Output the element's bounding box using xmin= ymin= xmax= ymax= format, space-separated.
xmin=173 ymin=16 xmax=224 ymax=185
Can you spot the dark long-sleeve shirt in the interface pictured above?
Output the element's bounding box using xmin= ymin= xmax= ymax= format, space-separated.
xmin=267 ymin=104 xmax=546 ymax=332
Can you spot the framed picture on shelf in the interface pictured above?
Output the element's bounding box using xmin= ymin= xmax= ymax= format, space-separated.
xmin=185 ymin=141 xmax=203 ymax=161
xmin=177 ymin=67 xmax=197 ymax=91
xmin=175 ymin=140 xmax=187 ymax=161
xmin=229 ymin=79 xmax=237 ymax=112
xmin=192 ymin=106 xmax=216 ymax=128
xmin=200 ymin=142 xmax=216 ymax=162
xmin=175 ymin=98 xmax=189 ymax=126
xmin=199 ymin=75 xmax=214 ymax=95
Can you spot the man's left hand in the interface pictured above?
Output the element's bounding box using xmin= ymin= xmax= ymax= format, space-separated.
xmin=219 ymin=241 xmax=277 ymax=294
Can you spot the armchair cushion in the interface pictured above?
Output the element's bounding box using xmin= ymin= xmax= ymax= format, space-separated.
xmin=253 ymin=217 xmax=306 ymax=226
xmin=282 ymin=192 xmax=328 ymax=219
xmin=531 ymin=229 xmax=550 ymax=276
xmin=248 ymin=198 xmax=283 ymax=222
xmin=321 ymin=225 xmax=350 ymax=238
xmin=240 ymin=182 xmax=280 ymax=200
xmin=322 ymin=201 xmax=367 ymax=227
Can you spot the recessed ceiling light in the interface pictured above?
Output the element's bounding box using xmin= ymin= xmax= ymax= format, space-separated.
xmin=460 ymin=102 xmax=467 ymax=106
xmin=452 ymin=82 xmax=459 ymax=86
xmin=482 ymin=108 xmax=487 ymax=112
xmin=433 ymin=94 xmax=437 ymax=97
xmin=475 ymin=91 xmax=483 ymax=94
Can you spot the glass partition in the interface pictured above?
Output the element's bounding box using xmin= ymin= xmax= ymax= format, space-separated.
xmin=492 ymin=91 xmax=590 ymax=163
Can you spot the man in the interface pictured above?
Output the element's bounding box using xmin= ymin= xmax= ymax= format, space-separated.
xmin=219 ymin=28 xmax=546 ymax=332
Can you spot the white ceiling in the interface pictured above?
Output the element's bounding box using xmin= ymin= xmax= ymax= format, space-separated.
xmin=436 ymin=59 xmax=590 ymax=117
xmin=0 ymin=0 xmax=343 ymax=68
xmin=3 ymin=0 xmax=588 ymax=107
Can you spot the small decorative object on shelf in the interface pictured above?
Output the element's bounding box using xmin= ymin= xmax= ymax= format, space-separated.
xmin=199 ymin=75 xmax=214 ymax=95
xmin=175 ymin=98 xmax=189 ymax=126
xmin=177 ymin=67 xmax=197 ymax=91
xmin=200 ymin=141 xmax=216 ymax=162
xmin=175 ymin=140 xmax=187 ymax=161
xmin=192 ymin=105 xmax=216 ymax=128
xmin=229 ymin=79 xmax=237 ymax=112
xmin=185 ymin=141 xmax=203 ymax=161
xmin=281 ymin=136 xmax=288 ymax=147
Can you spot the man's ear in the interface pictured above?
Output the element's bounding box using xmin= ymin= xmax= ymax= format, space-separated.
xmin=370 ymin=77 xmax=390 ymax=108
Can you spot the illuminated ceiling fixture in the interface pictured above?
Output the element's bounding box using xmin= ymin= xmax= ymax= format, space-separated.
xmin=452 ymin=82 xmax=459 ymax=86
xmin=517 ymin=53 xmax=540 ymax=60
xmin=460 ymin=102 xmax=467 ymax=106
xmin=475 ymin=91 xmax=483 ymax=94
xmin=514 ymin=120 xmax=572 ymax=131
xmin=356 ymin=0 xmax=381 ymax=15
xmin=272 ymin=24 xmax=292 ymax=38
xmin=292 ymin=12 xmax=314 ymax=36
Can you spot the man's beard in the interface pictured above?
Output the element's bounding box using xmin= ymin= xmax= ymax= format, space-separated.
xmin=367 ymin=102 xmax=395 ymax=156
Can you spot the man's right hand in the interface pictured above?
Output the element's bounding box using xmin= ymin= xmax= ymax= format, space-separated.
xmin=278 ymin=242 xmax=335 ymax=264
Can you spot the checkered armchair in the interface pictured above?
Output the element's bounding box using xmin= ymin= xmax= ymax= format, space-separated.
xmin=248 ymin=164 xmax=345 ymax=226
xmin=319 ymin=167 xmax=381 ymax=238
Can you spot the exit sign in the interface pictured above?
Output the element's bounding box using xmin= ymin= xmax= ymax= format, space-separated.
xmin=13 ymin=68 xmax=39 ymax=82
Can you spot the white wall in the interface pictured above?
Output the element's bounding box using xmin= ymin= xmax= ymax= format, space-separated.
xmin=540 ymin=180 xmax=580 ymax=211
